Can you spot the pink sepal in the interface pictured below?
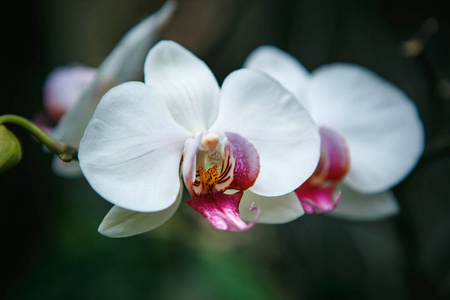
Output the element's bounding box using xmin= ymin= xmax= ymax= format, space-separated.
xmin=187 ymin=190 xmax=260 ymax=231
xmin=295 ymin=185 xmax=341 ymax=214
xmin=319 ymin=127 xmax=350 ymax=181
xmin=295 ymin=127 xmax=348 ymax=214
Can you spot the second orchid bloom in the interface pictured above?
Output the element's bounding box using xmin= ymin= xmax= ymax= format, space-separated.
xmin=78 ymin=41 xmax=321 ymax=237
xmin=244 ymin=46 xmax=424 ymax=221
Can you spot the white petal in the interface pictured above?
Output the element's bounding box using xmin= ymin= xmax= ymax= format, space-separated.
xmin=144 ymin=40 xmax=220 ymax=133
xmin=244 ymin=45 xmax=312 ymax=108
xmin=79 ymin=82 xmax=191 ymax=212
xmin=329 ymin=184 xmax=399 ymax=221
xmin=210 ymin=69 xmax=320 ymax=197
xmin=308 ymin=63 xmax=425 ymax=193
xmin=181 ymin=133 xmax=203 ymax=198
xmin=239 ymin=191 xmax=304 ymax=224
xmin=98 ymin=182 xmax=183 ymax=238
xmin=52 ymin=1 xmax=177 ymax=176
xmin=99 ymin=1 xmax=177 ymax=82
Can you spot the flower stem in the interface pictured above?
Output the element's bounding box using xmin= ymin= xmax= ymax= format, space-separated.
xmin=0 ymin=114 xmax=78 ymax=162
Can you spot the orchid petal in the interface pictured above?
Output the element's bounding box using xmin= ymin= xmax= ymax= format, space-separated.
xmin=98 ymin=181 xmax=183 ymax=238
xmin=210 ymin=69 xmax=320 ymax=197
xmin=187 ymin=191 xmax=259 ymax=231
xmin=243 ymin=45 xmax=312 ymax=108
xmin=182 ymin=133 xmax=204 ymax=198
xmin=308 ymin=63 xmax=425 ymax=193
xmin=239 ymin=191 xmax=304 ymax=224
xmin=144 ymin=40 xmax=220 ymax=133
xmin=329 ymin=184 xmax=399 ymax=221
xmin=99 ymin=0 xmax=177 ymax=82
xmin=52 ymin=1 xmax=177 ymax=177
xmin=79 ymin=82 xmax=191 ymax=212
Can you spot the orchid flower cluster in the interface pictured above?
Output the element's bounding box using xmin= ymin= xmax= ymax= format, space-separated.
xmin=0 ymin=0 xmax=424 ymax=237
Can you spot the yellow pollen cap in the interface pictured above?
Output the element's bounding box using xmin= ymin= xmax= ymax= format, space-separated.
xmin=198 ymin=165 xmax=219 ymax=194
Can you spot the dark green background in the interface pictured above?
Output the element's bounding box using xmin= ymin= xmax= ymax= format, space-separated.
xmin=2 ymin=0 xmax=449 ymax=299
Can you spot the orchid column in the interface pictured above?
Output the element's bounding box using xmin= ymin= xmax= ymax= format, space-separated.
xmin=78 ymin=41 xmax=320 ymax=237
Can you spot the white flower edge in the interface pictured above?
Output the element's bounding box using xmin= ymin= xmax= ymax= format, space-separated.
xmin=144 ymin=40 xmax=220 ymax=133
xmin=239 ymin=190 xmax=305 ymax=224
xmin=328 ymin=184 xmax=400 ymax=221
xmin=243 ymin=45 xmax=312 ymax=109
xmin=98 ymin=180 xmax=183 ymax=238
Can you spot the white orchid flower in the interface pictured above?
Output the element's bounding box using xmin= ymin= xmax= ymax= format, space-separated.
xmin=78 ymin=41 xmax=320 ymax=237
xmin=50 ymin=0 xmax=177 ymax=177
xmin=242 ymin=45 xmax=425 ymax=221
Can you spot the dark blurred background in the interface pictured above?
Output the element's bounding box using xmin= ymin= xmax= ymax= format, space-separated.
xmin=2 ymin=0 xmax=449 ymax=299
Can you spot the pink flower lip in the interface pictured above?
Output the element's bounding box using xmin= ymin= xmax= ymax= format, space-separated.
xmin=296 ymin=126 xmax=350 ymax=214
xmin=187 ymin=191 xmax=260 ymax=231
xmin=296 ymin=186 xmax=341 ymax=214
xmin=184 ymin=131 xmax=261 ymax=231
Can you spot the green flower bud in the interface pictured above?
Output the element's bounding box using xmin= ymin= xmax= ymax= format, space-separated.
xmin=0 ymin=125 xmax=22 ymax=173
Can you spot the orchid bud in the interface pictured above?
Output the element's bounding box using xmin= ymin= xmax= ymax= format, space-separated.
xmin=0 ymin=125 xmax=22 ymax=173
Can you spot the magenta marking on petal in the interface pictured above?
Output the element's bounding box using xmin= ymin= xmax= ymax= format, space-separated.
xmin=187 ymin=190 xmax=259 ymax=231
xmin=223 ymin=132 xmax=260 ymax=191
xmin=295 ymin=185 xmax=341 ymax=214
xmin=319 ymin=127 xmax=350 ymax=182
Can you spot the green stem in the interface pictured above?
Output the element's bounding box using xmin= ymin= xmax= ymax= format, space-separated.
xmin=0 ymin=114 xmax=78 ymax=162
